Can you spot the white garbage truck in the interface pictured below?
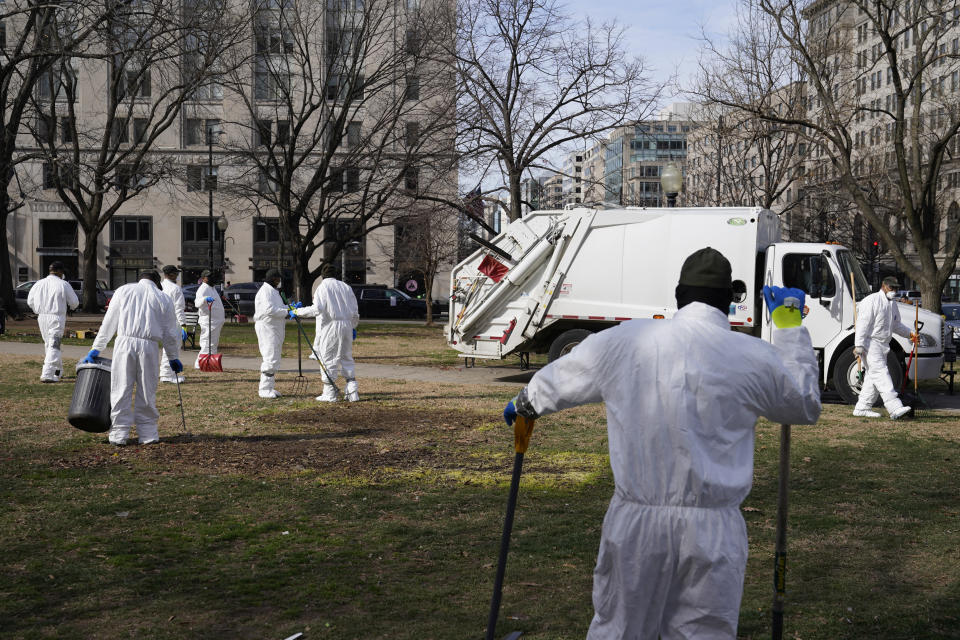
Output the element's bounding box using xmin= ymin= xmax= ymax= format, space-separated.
xmin=446 ymin=207 xmax=946 ymax=404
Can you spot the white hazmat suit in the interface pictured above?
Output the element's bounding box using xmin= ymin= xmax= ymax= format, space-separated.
xmin=295 ymin=276 xmax=359 ymax=401
xmin=306 ymin=284 xmax=323 ymax=360
xmin=854 ymin=290 xmax=913 ymax=417
xmin=159 ymin=278 xmax=186 ymax=383
xmin=194 ymin=281 xmax=225 ymax=368
xmin=254 ymin=282 xmax=289 ymax=398
xmin=27 ymin=273 xmax=79 ymax=382
xmin=91 ymin=279 xmax=181 ymax=445
xmin=519 ymin=303 xmax=821 ymax=639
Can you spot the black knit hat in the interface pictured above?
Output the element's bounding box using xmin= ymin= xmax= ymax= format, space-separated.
xmin=678 ymin=247 xmax=732 ymax=290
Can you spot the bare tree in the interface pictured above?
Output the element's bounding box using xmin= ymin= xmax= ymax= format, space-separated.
xmin=28 ymin=0 xmax=246 ymax=311
xmin=452 ymin=0 xmax=664 ymax=222
xmin=377 ymin=201 xmax=459 ymax=326
xmin=0 ymin=0 xmax=106 ymax=317
xmin=696 ymin=0 xmax=960 ymax=312
xmin=218 ymin=0 xmax=457 ymax=300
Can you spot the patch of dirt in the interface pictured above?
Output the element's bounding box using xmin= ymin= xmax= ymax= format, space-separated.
xmin=47 ymin=405 xmax=500 ymax=477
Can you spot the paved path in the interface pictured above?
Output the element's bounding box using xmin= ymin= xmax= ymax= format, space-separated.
xmin=0 ymin=341 xmax=535 ymax=387
xmin=4 ymin=340 xmax=959 ymax=412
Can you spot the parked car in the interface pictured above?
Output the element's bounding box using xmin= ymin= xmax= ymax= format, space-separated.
xmin=182 ymin=283 xmax=229 ymax=313
xmin=351 ymin=284 xmax=444 ymax=319
xmin=15 ymin=279 xmax=112 ymax=314
xmin=14 ymin=281 xmax=35 ymax=315
xmin=222 ymin=282 xmax=264 ymax=316
xmin=68 ymin=280 xmax=113 ymax=311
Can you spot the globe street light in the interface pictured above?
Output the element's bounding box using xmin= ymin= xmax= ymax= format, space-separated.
xmin=660 ymin=163 xmax=683 ymax=208
xmin=216 ymin=214 xmax=229 ymax=283
xmin=341 ymin=240 xmax=361 ymax=282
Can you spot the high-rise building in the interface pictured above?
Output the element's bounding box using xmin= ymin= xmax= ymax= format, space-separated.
xmin=7 ymin=0 xmax=457 ymax=299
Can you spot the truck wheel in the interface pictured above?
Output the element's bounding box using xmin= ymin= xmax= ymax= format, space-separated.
xmin=548 ymin=329 xmax=592 ymax=362
xmin=832 ymin=346 xmax=904 ymax=405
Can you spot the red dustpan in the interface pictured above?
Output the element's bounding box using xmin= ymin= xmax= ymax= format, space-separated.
xmin=198 ymin=301 xmax=223 ymax=372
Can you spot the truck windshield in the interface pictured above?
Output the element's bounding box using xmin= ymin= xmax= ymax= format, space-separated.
xmin=836 ymin=250 xmax=871 ymax=301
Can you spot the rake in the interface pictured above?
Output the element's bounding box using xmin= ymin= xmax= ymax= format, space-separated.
xmin=172 ymin=367 xmax=191 ymax=438
xmin=281 ymin=293 xmax=341 ymax=399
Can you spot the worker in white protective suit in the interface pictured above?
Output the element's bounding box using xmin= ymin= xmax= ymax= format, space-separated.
xmin=294 ymin=263 xmax=360 ymax=402
xmin=503 ymin=248 xmax=822 ymax=640
xmin=159 ymin=265 xmax=188 ymax=384
xmin=254 ymin=269 xmax=294 ymax=399
xmin=27 ymin=261 xmax=79 ymax=382
xmin=194 ymin=269 xmax=225 ymax=369
xmin=852 ymin=275 xmax=916 ymax=419
xmin=82 ymin=271 xmax=182 ymax=446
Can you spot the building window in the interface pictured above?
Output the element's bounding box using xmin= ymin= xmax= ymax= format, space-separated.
xmin=404 ymin=165 xmax=419 ymax=191
xmin=345 ymin=167 xmax=359 ymax=192
xmin=259 ymin=168 xmax=278 ymax=193
xmin=404 ymin=74 xmax=419 ymax=101
xmin=255 ymin=57 xmax=289 ymax=100
xmin=186 ymin=165 xmax=217 ymax=191
xmin=111 ymin=216 xmax=152 ymax=242
xmin=277 ymin=120 xmax=290 ymax=144
xmin=255 ymin=119 xmax=272 ymax=147
xmin=347 ymin=121 xmax=361 ymax=147
xmin=37 ymin=115 xmax=55 ymax=144
xmin=183 ymin=118 xmax=220 ymax=146
xmin=405 ymin=121 xmax=419 ymax=148
xmin=132 ymin=118 xmax=148 ymax=144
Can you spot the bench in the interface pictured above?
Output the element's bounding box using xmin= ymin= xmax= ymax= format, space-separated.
xmin=183 ymin=311 xmax=199 ymax=349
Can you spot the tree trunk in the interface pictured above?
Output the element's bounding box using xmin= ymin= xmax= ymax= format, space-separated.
xmin=81 ymin=228 xmax=100 ymax=312
xmin=509 ymin=172 xmax=522 ymax=221
xmin=423 ymin=269 xmax=435 ymax=326
xmin=0 ymin=200 xmax=23 ymax=320
xmin=920 ymin=281 xmax=942 ymax=315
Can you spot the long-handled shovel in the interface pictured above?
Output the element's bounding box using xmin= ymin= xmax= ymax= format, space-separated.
xmin=772 ymin=423 xmax=791 ymax=640
xmin=485 ymin=415 xmax=535 ymax=640
xmin=281 ymin=293 xmax=341 ymax=399
xmin=198 ymin=301 xmax=223 ymax=372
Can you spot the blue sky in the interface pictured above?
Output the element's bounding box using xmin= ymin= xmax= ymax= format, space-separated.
xmin=563 ymin=0 xmax=739 ymax=98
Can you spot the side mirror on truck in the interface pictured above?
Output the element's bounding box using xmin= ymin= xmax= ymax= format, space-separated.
xmin=731 ymin=279 xmax=747 ymax=304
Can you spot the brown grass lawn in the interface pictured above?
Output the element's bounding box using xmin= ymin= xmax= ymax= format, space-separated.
xmin=0 ymin=347 xmax=958 ymax=639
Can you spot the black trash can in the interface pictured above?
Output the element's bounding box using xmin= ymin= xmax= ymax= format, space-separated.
xmin=68 ymin=357 xmax=112 ymax=433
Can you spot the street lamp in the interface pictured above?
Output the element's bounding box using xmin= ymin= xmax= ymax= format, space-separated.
xmin=216 ymin=214 xmax=228 ymax=283
xmin=206 ymin=123 xmax=224 ymax=278
xmin=660 ymin=163 xmax=683 ymax=207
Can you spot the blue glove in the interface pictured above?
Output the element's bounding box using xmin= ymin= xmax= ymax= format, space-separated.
xmin=81 ymin=349 xmax=100 ymax=364
xmin=352 ymin=328 xmax=357 ymax=341
xmin=180 ymin=327 xmax=188 ymax=342
xmin=292 ymin=301 xmax=303 ymax=309
xmin=170 ymin=359 xmax=183 ymax=373
xmin=205 ymin=296 xmax=215 ymax=303
xmin=288 ymin=309 xmax=298 ymax=319
xmin=763 ymin=286 xmax=806 ymax=328
xmin=503 ymin=399 xmax=517 ymax=426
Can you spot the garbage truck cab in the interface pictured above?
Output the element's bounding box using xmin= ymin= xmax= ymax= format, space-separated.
xmin=447 ymin=207 xmax=945 ymax=404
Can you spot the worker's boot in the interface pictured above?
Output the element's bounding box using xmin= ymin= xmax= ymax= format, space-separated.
xmin=108 ymin=425 xmax=131 ymax=446
xmin=884 ymin=397 xmax=911 ymax=420
xmin=316 ymin=384 xmax=338 ymax=402
xmin=345 ymin=379 xmax=359 ymax=402
xmin=259 ymin=372 xmax=280 ymax=399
